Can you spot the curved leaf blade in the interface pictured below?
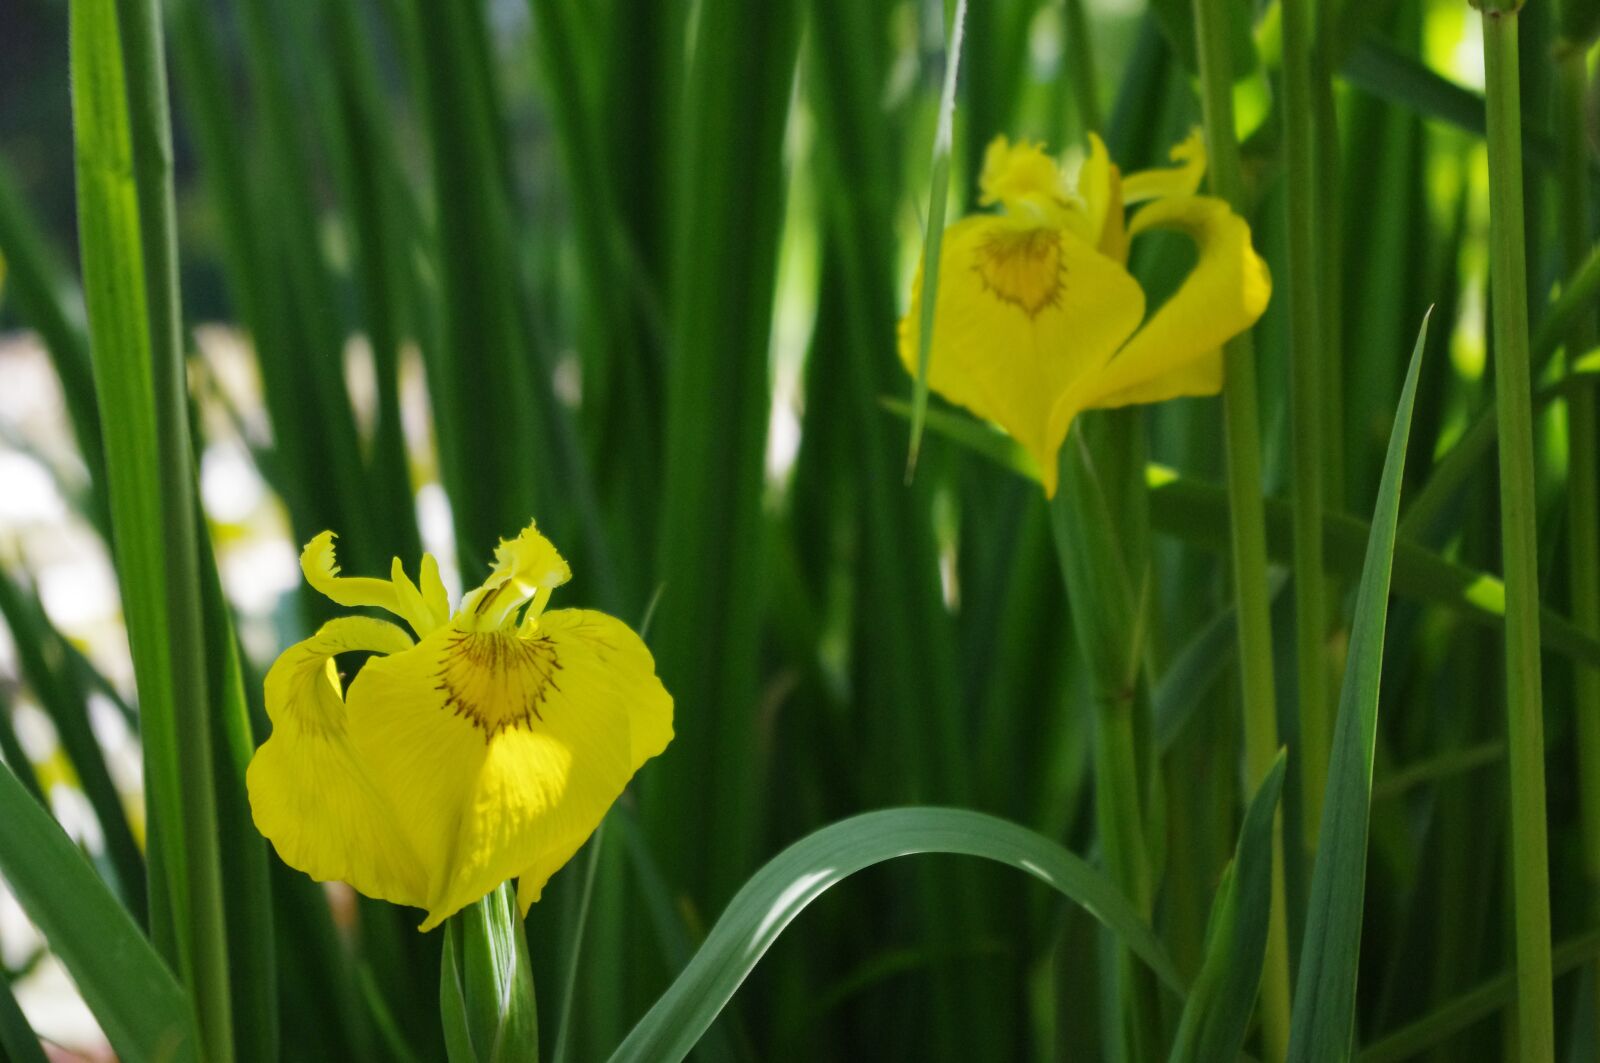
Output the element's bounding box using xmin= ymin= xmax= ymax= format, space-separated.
xmin=1287 ymin=313 xmax=1431 ymax=1062
xmin=1169 ymin=750 xmax=1288 ymax=1063
xmin=608 ymin=807 xmax=1183 ymax=1063
xmin=0 ymin=763 xmax=197 ymax=1062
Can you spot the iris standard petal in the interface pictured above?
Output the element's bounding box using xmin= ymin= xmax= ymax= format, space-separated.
xmin=246 ymin=617 xmax=428 ymax=908
xmin=1121 ymin=129 xmax=1206 ymax=205
xmin=347 ymin=608 xmax=672 ymax=929
xmin=898 ymin=215 xmax=1145 ymax=495
xmin=1069 ymin=194 xmax=1269 ymax=416
xmin=459 ymin=520 xmax=573 ymax=632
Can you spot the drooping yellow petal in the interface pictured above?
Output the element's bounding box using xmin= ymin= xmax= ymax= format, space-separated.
xmin=1121 ymin=129 xmax=1207 ymax=205
xmin=247 ymin=617 xmax=428 ymax=909
xmin=459 ymin=520 xmax=573 ymax=632
xmin=1063 ymin=194 xmax=1269 ymax=422
xmin=899 ymin=215 xmax=1145 ymax=495
xmin=300 ymin=532 xmax=443 ymax=639
xmin=347 ymin=609 xmax=672 ymax=930
xmin=301 ymin=532 xmax=403 ymax=614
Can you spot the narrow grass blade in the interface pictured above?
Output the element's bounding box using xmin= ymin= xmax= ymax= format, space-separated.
xmin=881 ymin=397 xmax=1040 ymax=480
xmin=891 ymin=393 xmax=1600 ymax=667
xmin=1358 ymin=930 xmax=1600 ymax=1062
xmin=0 ymin=689 xmax=46 ymax=807
xmin=198 ymin=520 xmax=277 ymax=1063
xmin=0 ymin=569 xmax=145 ymax=915
xmin=1145 ymin=475 xmax=1600 ymax=668
xmin=69 ymin=0 xmax=232 ymax=1054
xmin=1169 ymin=751 xmax=1288 ymax=1063
xmin=1340 ymin=38 xmax=1577 ymax=181
xmin=0 ymin=165 xmax=106 ymax=533
xmin=608 ymin=807 xmax=1185 ymax=1063
xmin=0 ymin=969 xmax=49 ymax=1063
xmin=647 ymin=0 xmax=803 ymax=907
xmin=552 ymin=824 xmax=605 ymax=1063
xmin=403 ymin=0 xmax=540 ymax=572
xmin=905 ymin=0 xmax=967 ymax=478
xmin=1286 ymin=312 xmax=1429 ymax=1063
xmin=1400 ymin=241 xmax=1600 ymax=538
xmin=1154 ymin=573 xmax=1288 ymax=753
xmin=0 ymin=762 xmax=198 ymax=1062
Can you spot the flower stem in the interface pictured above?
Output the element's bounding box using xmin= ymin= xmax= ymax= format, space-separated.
xmin=1052 ymin=415 xmax=1157 ymax=1061
xmin=1480 ymin=7 xmax=1555 ymax=1059
xmin=1556 ymin=24 xmax=1600 ymax=1045
xmin=1189 ymin=0 xmax=1291 ymax=1056
xmin=442 ymin=883 xmax=540 ymax=1063
xmin=1282 ymin=0 xmax=1331 ymax=855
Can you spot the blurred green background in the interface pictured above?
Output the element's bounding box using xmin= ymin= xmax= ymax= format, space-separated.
xmin=1 ymin=0 xmax=1598 ymax=1058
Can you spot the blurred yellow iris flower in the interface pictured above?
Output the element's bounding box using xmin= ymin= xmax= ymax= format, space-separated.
xmin=247 ymin=522 xmax=673 ymax=930
xmin=899 ymin=132 xmax=1271 ymax=496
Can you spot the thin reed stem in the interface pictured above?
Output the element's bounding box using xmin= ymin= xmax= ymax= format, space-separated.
xmin=1051 ymin=419 xmax=1159 ymax=1062
xmin=1282 ymin=0 xmax=1332 ymax=855
xmin=1480 ymin=7 xmax=1555 ymax=1058
xmin=1190 ymin=0 xmax=1291 ymax=1055
xmin=1556 ymin=27 xmax=1600 ymax=1041
xmin=1061 ymin=0 xmax=1102 ymax=134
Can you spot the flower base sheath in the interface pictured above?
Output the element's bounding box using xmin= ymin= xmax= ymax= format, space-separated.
xmin=247 ymin=521 xmax=673 ymax=930
xmin=899 ymin=133 xmax=1271 ymax=496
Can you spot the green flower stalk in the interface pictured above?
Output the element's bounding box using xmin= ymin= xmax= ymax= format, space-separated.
xmin=1477 ymin=0 xmax=1556 ymax=1057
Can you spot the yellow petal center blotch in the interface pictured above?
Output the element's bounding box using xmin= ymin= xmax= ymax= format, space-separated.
xmin=437 ymin=630 xmax=563 ymax=737
xmin=974 ymin=226 xmax=1066 ymax=318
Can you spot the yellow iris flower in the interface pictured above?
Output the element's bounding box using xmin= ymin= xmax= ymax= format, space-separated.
xmin=899 ymin=132 xmax=1271 ymax=496
xmin=247 ymin=521 xmax=673 ymax=930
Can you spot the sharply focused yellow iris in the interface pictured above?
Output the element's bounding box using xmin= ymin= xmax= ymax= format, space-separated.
xmin=247 ymin=522 xmax=673 ymax=930
xmin=899 ymin=132 xmax=1271 ymax=496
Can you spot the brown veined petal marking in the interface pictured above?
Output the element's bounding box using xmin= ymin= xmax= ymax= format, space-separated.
xmin=347 ymin=610 xmax=672 ymax=929
xmin=899 ymin=215 xmax=1145 ymax=495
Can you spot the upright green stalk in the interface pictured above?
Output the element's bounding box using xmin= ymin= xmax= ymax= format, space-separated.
xmin=1311 ymin=10 xmax=1345 ymax=516
xmin=441 ymin=884 xmax=539 ymax=1062
xmin=1052 ymin=419 xmax=1159 ymax=1062
xmin=69 ymin=0 xmax=233 ymax=1058
xmin=1190 ymin=0 xmax=1291 ymax=1055
xmin=1061 ymin=0 xmax=1102 ymax=133
xmin=1282 ymin=0 xmax=1332 ymax=853
xmin=1556 ymin=16 xmax=1600 ymax=1040
xmin=1478 ymin=5 xmax=1555 ymax=1058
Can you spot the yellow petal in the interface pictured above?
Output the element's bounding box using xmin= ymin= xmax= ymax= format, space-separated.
xmin=1097 ymin=165 xmax=1129 ymax=264
xmin=899 ymin=216 xmax=1145 ymax=495
xmin=1074 ymin=134 xmax=1116 ymax=250
xmin=246 ymin=617 xmax=427 ymax=909
xmin=1121 ymin=129 xmax=1207 ymax=205
xmin=1091 ymin=349 xmax=1224 ymax=409
xmin=459 ymin=520 xmax=573 ymax=632
xmin=1067 ymin=195 xmax=1269 ymax=419
xmin=390 ymin=558 xmax=449 ymax=638
xmin=419 ymin=553 xmax=451 ymax=625
xmin=301 ymin=532 xmax=404 ymax=614
xmin=300 ymin=532 xmax=440 ymax=638
xmin=979 ymin=136 xmax=1069 ymax=219
xmin=347 ymin=609 xmax=673 ymax=930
